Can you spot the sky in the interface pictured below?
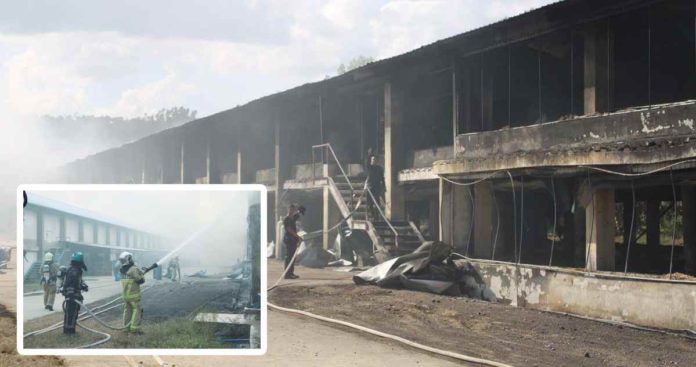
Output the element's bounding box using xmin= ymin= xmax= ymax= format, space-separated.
xmin=0 ymin=0 xmax=556 ymax=120
xmin=0 ymin=0 xmax=557 ymax=243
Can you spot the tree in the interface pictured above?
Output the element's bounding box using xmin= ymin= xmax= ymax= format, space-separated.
xmin=38 ymin=106 xmax=198 ymax=161
xmin=337 ymin=55 xmax=375 ymax=75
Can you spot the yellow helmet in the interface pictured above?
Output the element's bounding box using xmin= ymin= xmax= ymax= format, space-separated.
xmin=43 ymin=252 xmax=53 ymax=262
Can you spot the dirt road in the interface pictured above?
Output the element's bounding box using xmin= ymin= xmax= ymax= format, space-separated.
xmin=267 ymin=261 xmax=696 ymax=367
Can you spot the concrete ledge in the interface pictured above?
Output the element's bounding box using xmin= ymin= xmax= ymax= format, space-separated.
xmin=409 ymin=146 xmax=453 ymax=168
xmin=456 ymin=100 xmax=696 ymax=159
xmin=435 ymin=100 xmax=696 ymax=175
xmin=434 ymin=136 xmax=696 ymax=175
xmin=255 ymin=168 xmax=275 ymax=185
xmin=283 ymin=178 xmax=328 ymax=190
xmin=464 ymin=258 xmax=696 ymax=331
xmin=398 ymin=167 xmax=437 ymax=182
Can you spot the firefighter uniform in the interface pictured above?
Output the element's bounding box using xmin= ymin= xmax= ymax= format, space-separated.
xmin=61 ymin=252 xmax=88 ymax=334
xmin=40 ymin=252 xmax=59 ymax=311
xmin=120 ymin=261 xmax=145 ymax=332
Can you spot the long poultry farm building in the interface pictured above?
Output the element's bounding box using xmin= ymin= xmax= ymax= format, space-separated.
xmin=62 ymin=0 xmax=696 ymax=331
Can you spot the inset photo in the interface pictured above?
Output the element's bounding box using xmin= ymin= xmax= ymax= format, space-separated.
xmin=17 ymin=185 xmax=266 ymax=356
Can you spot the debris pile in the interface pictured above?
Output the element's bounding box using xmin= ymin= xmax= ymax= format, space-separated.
xmin=353 ymin=241 xmax=496 ymax=301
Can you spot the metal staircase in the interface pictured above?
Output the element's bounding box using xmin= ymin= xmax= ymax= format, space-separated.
xmin=313 ymin=144 xmax=425 ymax=260
xmin=23 ymin=261 xmax=41 ymax=282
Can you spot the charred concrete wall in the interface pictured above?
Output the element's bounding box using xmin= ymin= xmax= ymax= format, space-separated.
xmin=467 ymin=258 xmax=696 ymax=331
xmin=435 ymin=101 xmax=696 ymax=175
xmin=455 ymin=101 xmax=696 ymax=159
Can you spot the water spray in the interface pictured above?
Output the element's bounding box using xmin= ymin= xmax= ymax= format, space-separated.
xmin=141 ymin=216 xmax=224 ymax=273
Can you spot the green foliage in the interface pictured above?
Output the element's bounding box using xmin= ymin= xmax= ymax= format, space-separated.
xmin=39 ymin=106 xmax=197 ymax=151
xmin=337 ymin=55 xmax=374 ymax=75
xmin=24 ymin=317 xmax=234 ymax=349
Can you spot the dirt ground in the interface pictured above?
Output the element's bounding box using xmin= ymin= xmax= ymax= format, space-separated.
xmin=267 ymin=261 xmax=696 ymax=367
xmin=0 ymin=252 xmax=63 ymax=367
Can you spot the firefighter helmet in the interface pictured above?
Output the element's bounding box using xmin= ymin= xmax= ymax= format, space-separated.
xmin=70 ymin=252 xmax=84 ymax=263
xmin=43 ymin=252 xmax=54 ymax=262
xmin=119 ymin=251 xmax=134 ymax=266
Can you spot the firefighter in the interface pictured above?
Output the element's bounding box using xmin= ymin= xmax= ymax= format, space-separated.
xmin=282 ymin=204 xmax=304 ymax=279
xmin=60 ymin=252 xmax=88 ymax=334
xmin=119 ymin=251 xmax=145 ymax=333
xmin=166 ymin=256 xmax=181 ymax=282
xmin=39 ymin=252 xmax=59 ymax=311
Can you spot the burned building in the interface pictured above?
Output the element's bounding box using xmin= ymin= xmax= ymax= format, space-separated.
xmin=23 ymin=193 xmax=168 ymax=278
xmin=62 ymin=0 xmax=695 ymax=331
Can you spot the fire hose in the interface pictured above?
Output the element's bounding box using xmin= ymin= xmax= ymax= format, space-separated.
xmin=24 ymin=285 xmax=154 ymax=348
xmin=267 ymin=205 xmax=515 ymax=367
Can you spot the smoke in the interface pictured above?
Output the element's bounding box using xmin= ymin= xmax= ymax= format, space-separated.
xmin=26 ymin=190 xmax=258 ymax=270
xmin=0 ymin=109 xmax=192 ymax=244
xmin=0 ymin=111 xmax=66 ymax=244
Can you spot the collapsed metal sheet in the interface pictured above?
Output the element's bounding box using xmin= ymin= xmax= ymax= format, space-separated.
xmin=353 ymin=241 xmax=494 ymax=300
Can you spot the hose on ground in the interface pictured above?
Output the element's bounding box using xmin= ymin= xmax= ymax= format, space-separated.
xmin=268 ymin=258 xmax=514 ymax=367
xmin=76 ymin=320 xmax=112 ymax=348
xmin=23 ymin=286 xmax=151 ymax=338
xmin=267 ymin=301 xmax=513 ymax=367
xmin=74 ymin=299 xmax=131 ymax=331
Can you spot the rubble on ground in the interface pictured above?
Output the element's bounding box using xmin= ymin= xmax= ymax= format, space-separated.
xmin=353 ymin=241 xmax=496 ymax=301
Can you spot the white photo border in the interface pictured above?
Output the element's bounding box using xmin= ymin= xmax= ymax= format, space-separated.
xmin=16 ymin=184 xmax=268 ymax=356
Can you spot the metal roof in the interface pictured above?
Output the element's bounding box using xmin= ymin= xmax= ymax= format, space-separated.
xmin=26 ymin=192 xmax=158 ymax=235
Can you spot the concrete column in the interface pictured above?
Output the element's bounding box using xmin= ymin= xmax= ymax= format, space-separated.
xmin=206 ymin=142 xmax=211 ymax=184
xmin=441 ymin=181 xmax=473 ymax=250
xmin=274 ymin=120 xmax=281 ymax=242
xmin=116 ymin=229 xmax=121 ymax=247
xmin=236 ymin=150 xmax=242 ymax=184
xmin=36 ymin=210 xmax=44 ymax=259
xmin=585 ymin=188 xmax=615 ymax=271
xmin=584 ymin=29 xmax=598 ymax=115
xmin=583 ymin=23 xmax=611 ymax=114
xmin=682 ymin=185 xmax=696 ymax=275
xmin=473 ymin=181 xmax=494 ymax=259
xmin=78 ymin=219 xmax=84 ymax=242
xmin=106 ymin=226 xmax=111 ymax=245
xmin=383 ymin=81 xmax=404 ymax=220
xmin=59 ymin=215 xmax=66 ymax=242
xmin=440 ymin=180 xmax=452 ymax=244
xmin=93 ymin=222 xmax=98 ymax=244
xmin=179 ymin=143 xmax=185 ymax=184
xmin=451 ymin=60 xmax=458 ymax=148
xmin=438 ymin=178 xmax=444 ymax=241
xmin=452 ymin=185 xmax=473 ymax=253
xmin=322 ymin=164 xmax=330 ymax=249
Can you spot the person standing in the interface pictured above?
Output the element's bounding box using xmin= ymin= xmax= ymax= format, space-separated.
xmin=282 ymin=204 xmax=303 ymax=279
xmin=166 ymin=256 xmax=181 ymax=282
xmin=119 ymin=251 xmax=145 ymax=333
xmin=366 ymin=155 xmax=386 ymax=220
xmin=39 ymin=252 xmax=59 ymax=311
xmin=61 ymin=252 xmax=88 ymax=334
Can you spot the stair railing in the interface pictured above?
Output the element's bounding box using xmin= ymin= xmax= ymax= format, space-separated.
xmin=312 ymin=143 xmax=354 ymax=207
xmin=365 ymin=185 xmax=399 ymax=249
